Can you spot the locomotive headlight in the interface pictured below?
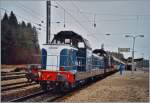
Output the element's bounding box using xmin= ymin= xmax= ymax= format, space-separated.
xmin=68 ymin=74 xmax=70 ymax=78
xmin=28 ymin=69 xmax=32 ymax=73
xmin=38 ymin=72 xmax=41 ymax=77
xmin=38 ymin=65 xmax=41 ymax=69
xmin=58 ymin=73 xmax=60 ymax=75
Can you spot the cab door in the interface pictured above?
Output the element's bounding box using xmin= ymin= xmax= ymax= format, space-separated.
xmin=41 ymin=48 xmax=47 ymax=69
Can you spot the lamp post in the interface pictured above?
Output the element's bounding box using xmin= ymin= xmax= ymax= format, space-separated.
xmin=125 ymin=34 xmax=144 ymax=74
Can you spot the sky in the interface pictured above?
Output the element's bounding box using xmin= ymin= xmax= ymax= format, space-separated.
xmin=0 ymin=0 xmax=150 ymax=59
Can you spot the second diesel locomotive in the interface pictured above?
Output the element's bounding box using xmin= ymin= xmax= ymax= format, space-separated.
xmin=27 ymin=31 xmax=124 ymax=91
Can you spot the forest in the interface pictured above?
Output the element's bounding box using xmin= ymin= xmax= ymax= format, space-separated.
xmin=1 ymin=11 xmax=40 ymax=64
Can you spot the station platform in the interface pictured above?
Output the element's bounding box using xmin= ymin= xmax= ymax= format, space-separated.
xmin=63 ymin=70 xmax=149 ymax=102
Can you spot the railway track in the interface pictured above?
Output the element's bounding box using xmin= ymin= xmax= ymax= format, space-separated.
xmin=9 ymin=91 xmax=46 ymax=102
xmin=1 ymin=72 xmax=26 ymax=76
xmin=1 ymin=81 xmax=28 ymax=87
xmin=1 ymin=84 xmax=41 ymax=102
xmin=5 ymin=71 xmax=117 ymax=102
xmin=8 ymin=89 xmax=56 ymax=102
xmin=1 ymin=74 xmax=26 ymax=81
xmin=1 ymin=82 xmax=37 ymax=91
xmin=9 ymin=90 xmax=65 ymax=102
xmin=46 ymin=94 xmax=66 ymax=102
xmin=1 ymin=71 xmax=37 ymax=91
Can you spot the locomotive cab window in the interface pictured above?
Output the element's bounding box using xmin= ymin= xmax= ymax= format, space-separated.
xmin=65 ymin=39 xmax=71 ymax=44
xmin=78 ymin=42 xmax=85 ymax=48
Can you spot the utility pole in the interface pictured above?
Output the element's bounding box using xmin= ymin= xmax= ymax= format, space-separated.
xmin=131 ymin=37 xmax=135 ymax=74
xmin=125 ymin=34 xmax=144 ymax=74
xmin=46 ymin=0 xmax=51 ymax=44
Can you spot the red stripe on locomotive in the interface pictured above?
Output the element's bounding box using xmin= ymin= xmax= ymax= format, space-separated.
xmin=38 ymin=70 xmax=75 ymax=84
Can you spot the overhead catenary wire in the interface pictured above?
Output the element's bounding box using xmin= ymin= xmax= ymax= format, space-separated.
xmin=79 ymin=11 xmax=150 ymax=17
xmin=70 ymin=0 xmax=92 ymax=27
xmin=54 ymin=1 xmax=102 ymax=46
xmin=14 ymin=3 xmax=46 ymax=25
xmin=0 ymin=8 xmax=46 ymax=29
xmin=56 ymin=12 xmax=144 ymax=42
xmin=52 ymin=6 xmax=150 ymax=17
xmin=54 ymin=1 xmax=97 ymax=39
xmin=2 ymin=1 xmax=86 ymax=46
xmin=58 ymin=5 xmax=149 ymax=22
xmin=63 ymin=2 xmax=149 ymax=32
xmin=70 ymin=0 xmax=97 ymax=29
xmin=17 ymin=1 xmax=46 ymax=20
xmin=63 ymin=3 xmax=148 ymax=40
xmin=52 ymin=7 xmax=149 ymax=22
xmin=59 ymin=0 xmax=149 ymax=32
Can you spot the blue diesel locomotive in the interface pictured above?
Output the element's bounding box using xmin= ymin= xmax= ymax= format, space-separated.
xmin=27 ymin=31 xmax=124 ymax=91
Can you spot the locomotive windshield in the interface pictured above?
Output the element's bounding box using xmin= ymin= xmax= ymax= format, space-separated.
xmin=51 ymin=38 xmax=72 ymax=45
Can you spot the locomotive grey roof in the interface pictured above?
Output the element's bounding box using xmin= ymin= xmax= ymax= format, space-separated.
xmin=51 ymin=31 xmax=92 ymax=49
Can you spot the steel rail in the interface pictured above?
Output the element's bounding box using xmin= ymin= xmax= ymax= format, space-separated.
xmin=9 ymin=91 xmax=46 ymax=102
xmin=1 ymin=81 xmax=28 ymax=87
xmin=1 ymin=83 xmax=37 ymax=91
xmin=1 ymin=72 xmax=26 ymax=76
xmin=1 ymin=74 xmax=26 ymax=81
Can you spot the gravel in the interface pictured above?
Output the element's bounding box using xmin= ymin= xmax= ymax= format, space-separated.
xmin=1 ymin=84 xmax=40 ymax=102
xmin=62 ymin=70 xmax=149 ymax=102
xmin=1 ymin=78 xmax=27 ymax=86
